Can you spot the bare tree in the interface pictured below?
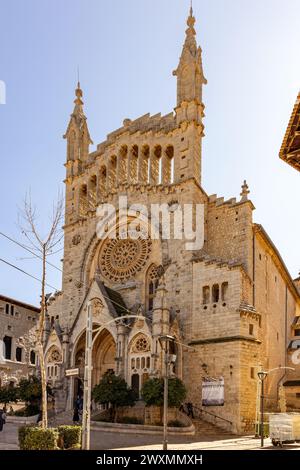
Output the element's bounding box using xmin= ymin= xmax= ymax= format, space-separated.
xmin=19 ymin=192 xmax=64 ymax=428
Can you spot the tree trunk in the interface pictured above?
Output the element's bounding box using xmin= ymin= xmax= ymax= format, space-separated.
xmin=38 ymin=244 xmax=48 ymax=428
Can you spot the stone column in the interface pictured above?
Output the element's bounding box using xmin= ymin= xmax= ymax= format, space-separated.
xmin=152 ymin=276 xmax=170 ymax=375
xmin=116 ymin=323 xmax=128 ymax=378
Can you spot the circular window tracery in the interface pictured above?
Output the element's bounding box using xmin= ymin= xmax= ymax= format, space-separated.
xmin=98 ymin=235 xmax=151 ymax=283
xmin=47 ymin=348 xmax=62 ymax=363
xmin=132 ymin=335 xmax=150 ymax=353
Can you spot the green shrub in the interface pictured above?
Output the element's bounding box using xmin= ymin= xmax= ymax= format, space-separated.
xmin=168 ymin=419 xmax=185 ymax=428
xmin=18 ymin=426 xmax=59 ymax=450
xmin=92 ymin=371 xmax=136 ymax=422
xmin=58 ymin=426 xmax=82 ymax=449
xmin=118 ymin=416 xmax=144 ymax=425
xmin=141 ymin=377 xmax=187 ymax=408
xmin=0 ymin=385 xmax=18 ymax=405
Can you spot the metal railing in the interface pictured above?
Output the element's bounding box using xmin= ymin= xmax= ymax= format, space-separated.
xmin=190 ymin=404 xmax=233 ymax=427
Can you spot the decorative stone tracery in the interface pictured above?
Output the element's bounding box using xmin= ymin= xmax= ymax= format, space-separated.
xmin=98 ymin=236 xmax=152 ymax=283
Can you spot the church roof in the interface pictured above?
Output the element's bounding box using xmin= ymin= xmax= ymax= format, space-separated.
xmin=102 ymin=284 xmax=128 ymax=317
xmin=279 ymin=91 xmax=300 ymax=171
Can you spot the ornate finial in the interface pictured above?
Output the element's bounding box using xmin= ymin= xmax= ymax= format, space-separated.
xmin=240 ymin=180 xmax=250 ymax=202
xmin=74 ymin=82 xmax=83 ymax=106
xmin=187 ymin=3 xmax=196 ymax=30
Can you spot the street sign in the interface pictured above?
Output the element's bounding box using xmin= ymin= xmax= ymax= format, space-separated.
xmin=65 ymin=368 xmax=79 ymax=377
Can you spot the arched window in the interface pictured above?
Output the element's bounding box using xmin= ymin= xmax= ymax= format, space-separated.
xmin=3 ymin=336 xmax=12 ymax=360
xmin=46 ymin=347 xmax=62 ymax=381
xmin=212 ymin=284 xmax=220 ymax=303
xmin=152 ymin=145 xmax=162 ymax=185
xmin=129 ymin=334 xmax=151 ymax=397
xmin=140 ymin=145 xmax=149 ymax=184
xmin=16 ymin=347 xmax=23 ymax=362
xmin=108 ymin=155 xmax=117 ymax=189
xmin=79 ymin=184 xmax=88 ymax=217
xmin=129 ymin=145 xmax=138 ymax=183
xmin=146 ymin=265 xmax=159 ymax=311
xmin=89 ymin=175 xmax=97 ymax=210
xmin=163 ymin=145 xmax=174 ymax=184
xmin=30 ymin=350 xmax=36 ymax=365
xmin=202 ymin=286 xmax=210 ymax=305
xmin=118 ymin=145 xmax=128 ymax=183
xmin=221 ymin=282 xmax=228 ymax=302
xmin=99 ymin=165 xmax=107 ymax=194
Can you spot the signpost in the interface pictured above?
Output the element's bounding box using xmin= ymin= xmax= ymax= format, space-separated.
xmin=65 ymin=368 xmax=79 ymax=377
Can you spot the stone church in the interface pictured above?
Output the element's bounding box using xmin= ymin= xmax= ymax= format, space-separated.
xmin=45 ymin=8 xmax=300 ymax=434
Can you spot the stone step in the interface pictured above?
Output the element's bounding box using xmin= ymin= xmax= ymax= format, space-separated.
xmin=193 ymin=418 xmax=234 ymax=437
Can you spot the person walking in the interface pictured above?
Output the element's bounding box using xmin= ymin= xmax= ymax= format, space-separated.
xmin=186 ymin=402 xmax=194 ymax=419
xmin=0 ymin=408 xmax=6 ymax=432
xmin=73 ymin=407 xmax=80 ymax=424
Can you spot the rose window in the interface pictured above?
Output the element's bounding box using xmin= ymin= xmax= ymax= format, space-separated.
xmin=99 ymin=236 xmax=151 ymax=283
xmin=48 ymin=349 xmax=62 ymax=363
xmin=132 ymin=336 xmax=150 ymax=353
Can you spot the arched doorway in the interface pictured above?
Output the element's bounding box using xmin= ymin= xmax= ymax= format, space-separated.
xmin=92 ymin=328 xmax=116 ymax=387
xmin=72 ymin=327 xmax=116 ymax=405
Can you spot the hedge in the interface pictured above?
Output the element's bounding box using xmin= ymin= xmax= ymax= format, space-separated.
xmin=19 ymin=426 xmax=59 ymax=450
xmin=18 ymin=426 xmax=82 ymax=450
xmin=58 ymin=426 xmax=82 ymax=449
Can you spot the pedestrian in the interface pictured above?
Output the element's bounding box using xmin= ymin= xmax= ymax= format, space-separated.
xmin=186 ymin=402 xmax=194 ymax=419
xmin=0 ymin=408 xmax=6 ymax=432
xmin=73 ymin=407 xmax=80 ymax=424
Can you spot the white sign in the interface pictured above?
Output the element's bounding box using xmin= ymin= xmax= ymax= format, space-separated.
xmin=65 ymin=368 xmax=79 ymax=377
xmin=202 ymin=377 xmax=224 ymax=406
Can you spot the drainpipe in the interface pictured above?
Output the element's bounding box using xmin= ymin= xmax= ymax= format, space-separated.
xmin=277 ymin=286 xmax=288 ymax=403
xmin=252 ymin=233 xmax=256 ymax=307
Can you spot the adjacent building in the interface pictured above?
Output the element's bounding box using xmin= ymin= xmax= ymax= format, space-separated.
xmin=0 ymin=294 xmax=39 ymax=387
xmin=280 ymin=91 xmax=300 ymax=171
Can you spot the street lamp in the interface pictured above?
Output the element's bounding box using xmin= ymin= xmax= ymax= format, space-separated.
xmin=158 ymin=334 xmax=175 ymax=451
xmin=257 ymin=370 xmax=268 ymax=448
xmin=257 ymin=366 xmax=295 ymax=448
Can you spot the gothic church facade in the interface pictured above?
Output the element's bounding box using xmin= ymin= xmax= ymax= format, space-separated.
xmin=45 ymin=8 xmax=300 ymax=434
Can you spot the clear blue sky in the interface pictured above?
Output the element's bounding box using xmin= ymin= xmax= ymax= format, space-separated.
xmin=0 ymin=0 xmax=299 ymax=307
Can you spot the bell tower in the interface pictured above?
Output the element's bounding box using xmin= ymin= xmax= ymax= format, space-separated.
xmin=173 ymin=6 xmax=207 ymax=186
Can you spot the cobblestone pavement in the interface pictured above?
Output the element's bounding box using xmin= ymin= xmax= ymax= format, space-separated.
xmin=1 ymin=423 xmax=300 ymax=451
xmin=0 ymin=423 xmax=19 ymax=450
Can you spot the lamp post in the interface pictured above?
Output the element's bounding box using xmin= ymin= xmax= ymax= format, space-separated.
xmin=257 ymin=370 xmax=268 ymax=448
xmin=81 ymin=301 xmax=145 ymax=450
xmin=158 ymin=334 xmax=175 ymax=451
xmin=257 ymin=366 xmax=295 ymax=448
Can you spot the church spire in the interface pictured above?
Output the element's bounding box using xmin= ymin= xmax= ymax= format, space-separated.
xmin=64 ymin=82 xmax=93 ymax=168
xmin=173 ymin=5 xmax=207 ymax=107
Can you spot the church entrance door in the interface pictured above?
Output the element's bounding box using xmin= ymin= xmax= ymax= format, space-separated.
xmin=131 ymin=374 xmax=140 ymax=397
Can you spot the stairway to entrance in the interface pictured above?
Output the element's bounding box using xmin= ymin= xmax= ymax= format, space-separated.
xmin=192 ymin=417 xmax=235 ymax=438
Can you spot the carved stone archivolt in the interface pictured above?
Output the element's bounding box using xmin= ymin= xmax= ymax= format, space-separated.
xmin=98 ymin=236 xmax=152 ymax=283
